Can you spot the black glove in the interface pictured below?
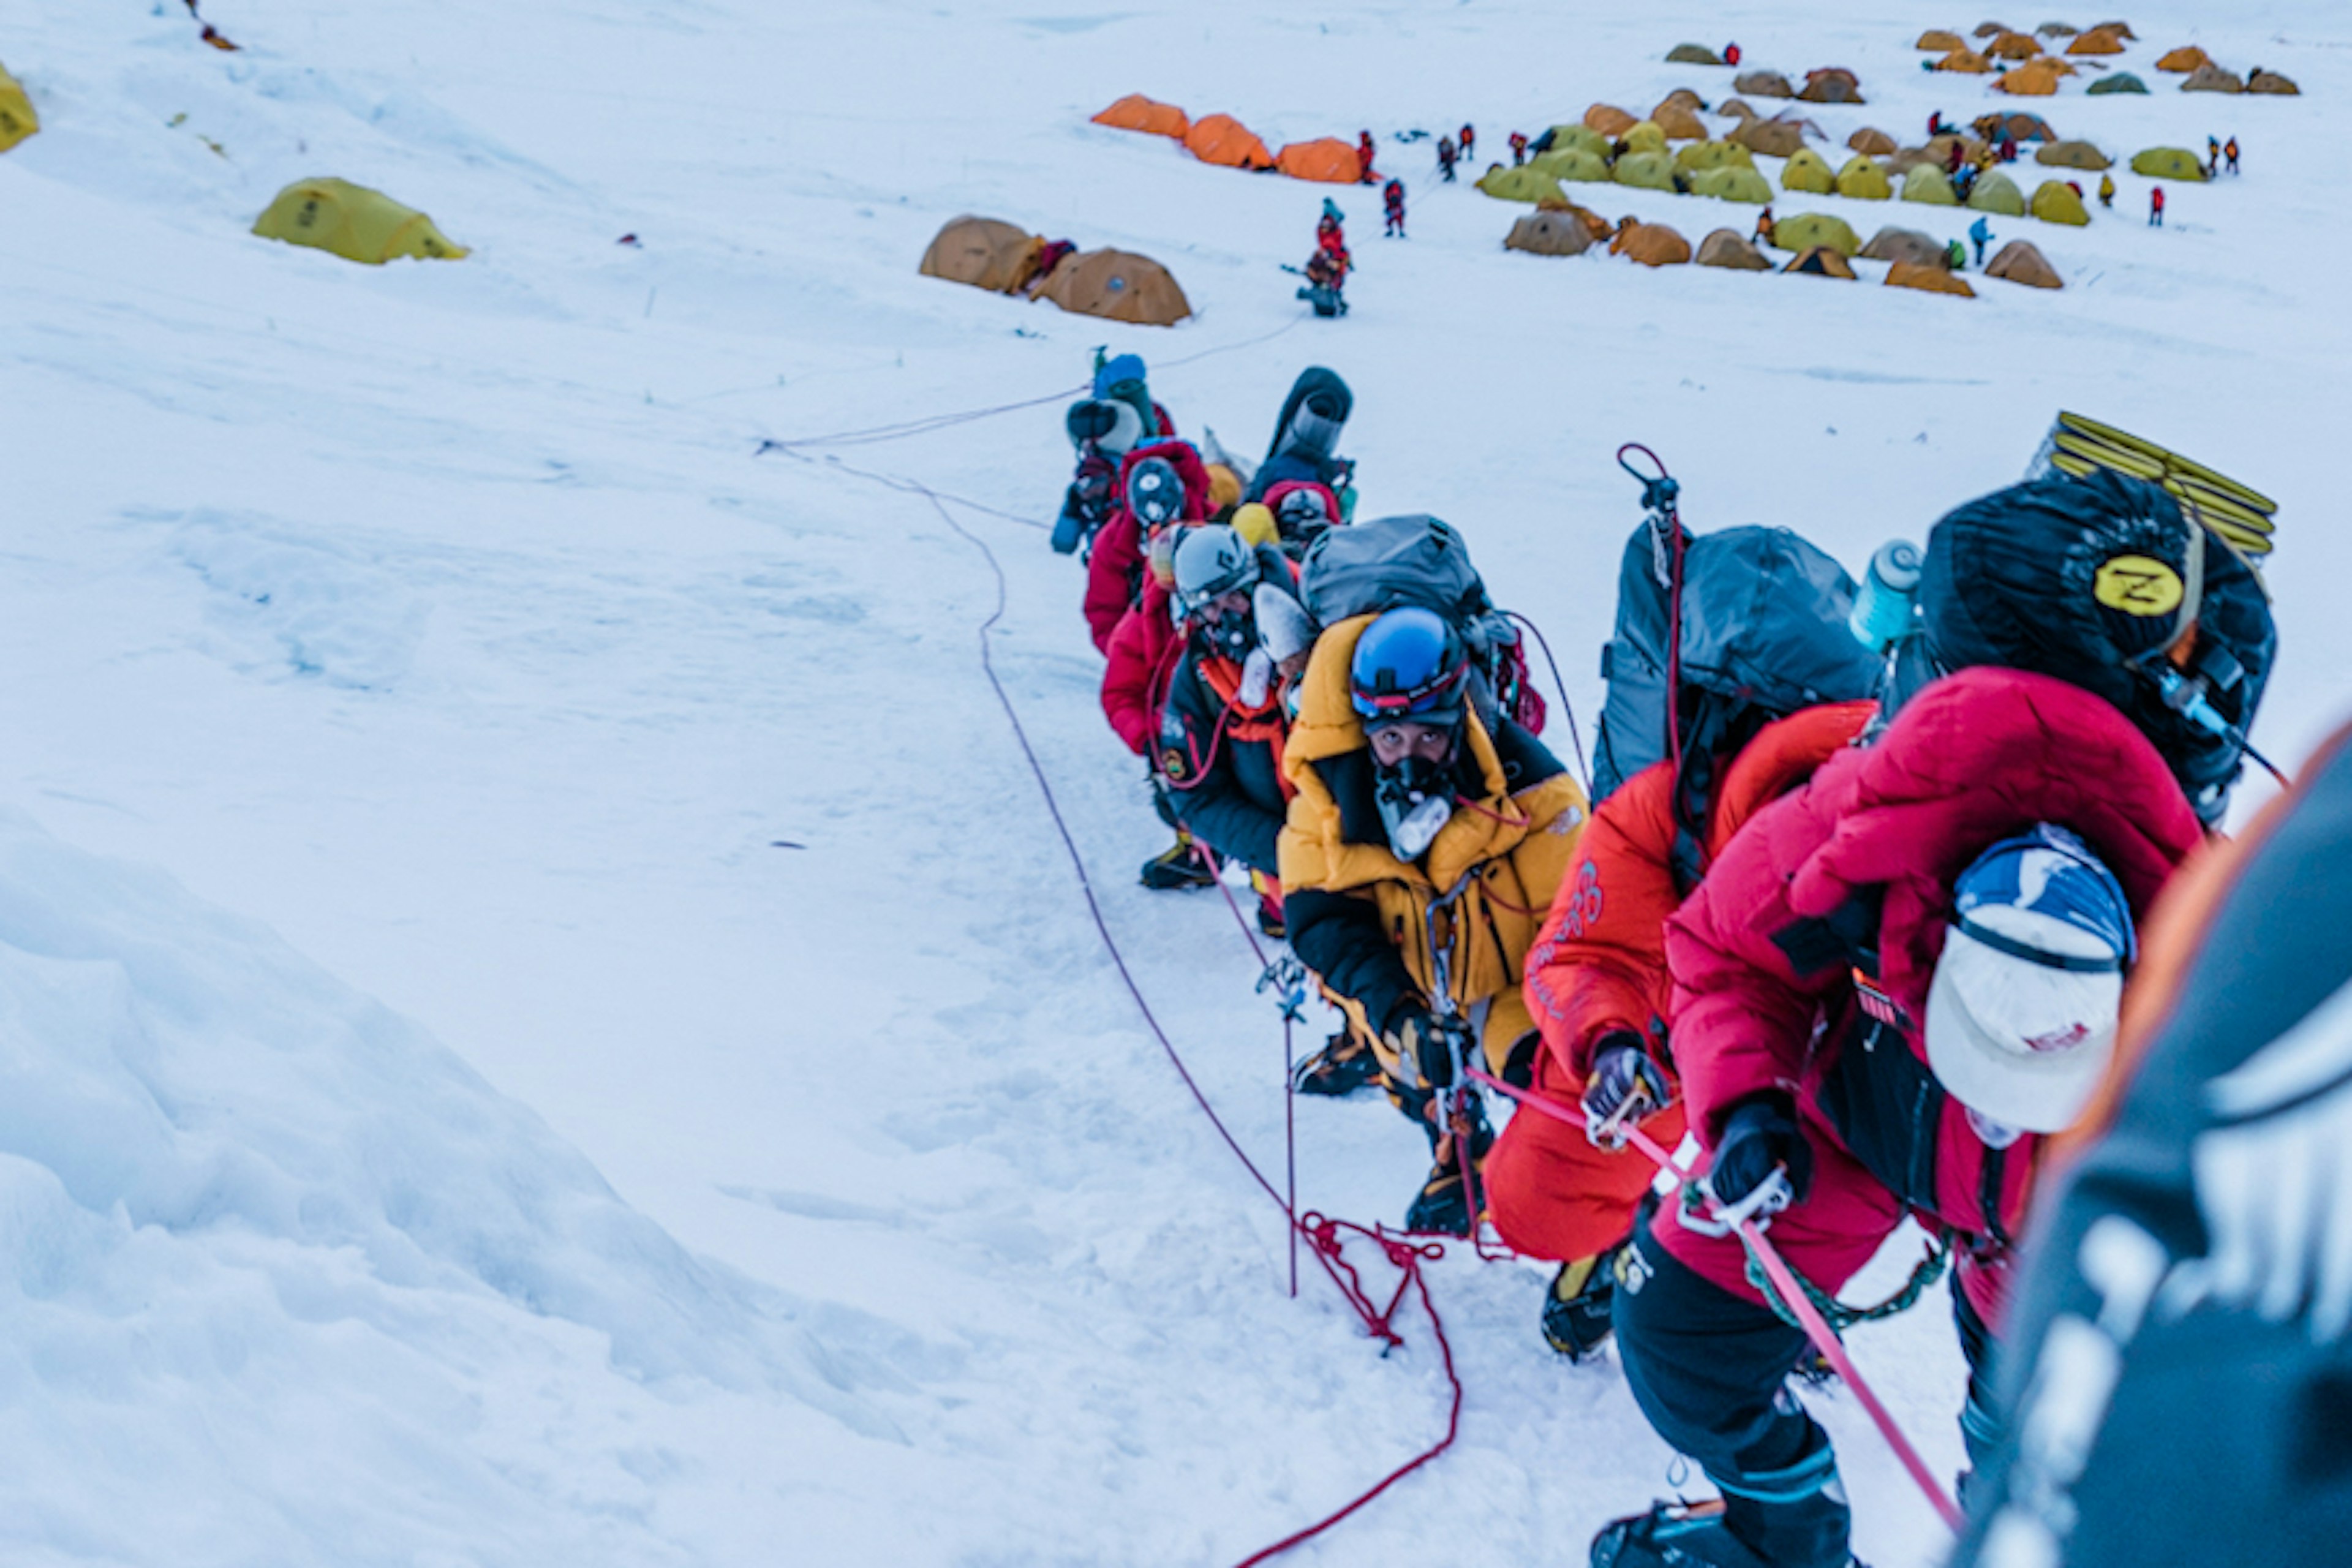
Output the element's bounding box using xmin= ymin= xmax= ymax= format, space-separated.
xmin=1707 ymin=1095 xmax=1814 ymax=1210
xmin=1581 ymin=1032 xmax=1675 ymax=1142
xmin=1385 ymin=1001 xmax=1469 ymax=1092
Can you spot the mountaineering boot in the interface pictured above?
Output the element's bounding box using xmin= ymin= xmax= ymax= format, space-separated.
xmin=1138 ymin=835 xmax=1216 ymax=891
xmin=1292 ymin=1029 xmax=1379 ymax=1098
xmin=1403 ymin=1095 xmax=1495 ymax=1235
xmin=1542 ymin=1248 xmax=1622 ymax=1360
xmin=1591 ymin=1501 xmax=1774 ymax=1568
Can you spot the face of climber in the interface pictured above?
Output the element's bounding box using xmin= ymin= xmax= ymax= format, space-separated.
xmin=1366 ymin=720 xmax=1456 ymax=769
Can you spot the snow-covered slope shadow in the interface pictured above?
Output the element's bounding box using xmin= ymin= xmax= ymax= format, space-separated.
xmin=0 ymin=811 xmax=933 ymax=1566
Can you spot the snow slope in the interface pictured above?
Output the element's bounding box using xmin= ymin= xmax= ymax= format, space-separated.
xmin=2 ymin=1 xmax=2346 ymax=1563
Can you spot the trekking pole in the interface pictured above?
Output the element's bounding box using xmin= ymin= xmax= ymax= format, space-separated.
xmin=1420 ymin=880 xmax=1488 ymax=1237
xmin=1464 ymin=1068 xmax=1966 ymax=1532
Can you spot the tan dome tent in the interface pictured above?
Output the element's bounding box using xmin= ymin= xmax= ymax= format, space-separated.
xmin=1800 ymin=67 xmax=1865 ymax=104
xmin=2067 ymin=26 xmax=2127 ymax=53
xmin=1478 ymin=165 xmax=1570 ymax=203
xmin=1902 ymin=164 xmax=1961 ymax=205
xmin=2248 ymin=70 xmax=2301 ymax=94
xmin=1621 ymin=119 xmax=1670 ymax=154
xmin=1696 ymin=228 xmax=1773 ymax=269
xmin=1585 ymin=103 xmax=1638 ymax=137
xmin=1836 ymin=155 xmax=1894 ymax=199
xmin=1996 ymin=61 xmax=2064 ymax=94
xmin=1667 ymin=43 xmax=1725 ymax=65
xmin=1676 ymin=139 xmax=1755 ymax=173
xmin=1528 ymin=147 xmax=1612 ymax=183
xmin=1973 ymin=21 xmax=2014 ymax=37
xmin=2030 ymin=179 xmax=2091 ymax=224
xmin=1918 ymin=29 xmax=1966 ymax=50
xmin=1692 ymin=165 xmax=1773 ymax=202
xmin=1038 ymin=249 xmax=1191 ymax=325
xmin=1613 ymin=151 xmax=1679 ymax=191
xmin=2037 ymin=138 xmax=2111 ymax=169
xmin=2130 ymin=145 xmax=2207 ymax=179
xmin=1611 ymin=222 xmax=1692 ymax=266
xmin=0 ymin=62 xmax=37 ymax=153
xmin=2181 ymin=64 xmax=2244 ymax=93
xmin=2155 ymin=45 xmax=2210 ymax=72
xmin=1731 ymin=116 xmax=1812 ymax=157
xmin=1782 ymin=148 xmax=1837 ymax=193
xmin=1785 ymin=245 xmax=1857 ymax=278
xmin=1771 ymin=211 xmax=1861 ymax=254
xmin=919 ymin=215 xmax=1046 ymax=293
xmin=1733 ymin=70 xmax=1795 ymax=98
xmin=1888 ymin=262 xmax=1976 ymax=296
xmin=1977 ymin=111 xmax=2057 ymax=141
xmin=1716 ymin=97 xmax=1757 ymax=121
xmin=1653 ymin=104 xmax=1708 ymax=140
xmin=1936 ymin=48 xmax=1998 ymax=73
xmin=1849 ymin=126 xmax=1898 ymax=154
xmin=1506 ymin=211 xmax=1599 ymax=256
xmin=2089 ymin=19 xmax=2137 ymax=37
xmin=1658 ymin=88 xmax=1709 ymax=113
xmin=1861 ymin=225 xmax=1949 ymax=265
xmin=1969 ymin=170 xmax=2028 ymax=214
xmin=1988 ymin=30 xmax=2042 ymax=59
xmin=2038 ymin=21 xmax=2079 ymax=36
xmin=252 ymin=178 xmax=469 ymax=265
xmin=1986 ymin=238 xmax=2062 ymax=287
xmin=1092 ymin=95 xmax=1189 ymax=138
xmin=2087 ymin=72 xmax=2149 ymax=93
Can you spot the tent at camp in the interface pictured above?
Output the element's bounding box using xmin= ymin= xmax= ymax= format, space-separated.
xmin=1621 ymin=120 xmax=1669 ymax=154
xmin=2182 ymin=64 xmax=2244 ymax=93
xmin=1696 ymin=228 xmax=1773 ymax=269
xmin=1613 ymin=151 xmax=1678 ymax=191
xmin=1731 ymin=117 xmax=1811 ymax=157
xmin=252 ymin=178 xmax=469 ymax=265
xmin=1506 ymin=211 xmax=1598 ymax=256
xmin=0 ymin=62 xmax=37 ymax=153
xmin=1716 ymin=97 xmax=1757 ymax=121
xmin=1611 ymin=222 xmax=1691 ymax=266
xmin=1543 ymin=124 xmax=1616 ymax=157
xmin=1773 ymin=211 xmax=1860 ymax=254
xmin=1782 ymin=148 xmax=1836 ymax=193
xmin=1799 ymin=67 xmax=1865 ymax=104
xmin=1734 ymin=70 xmax=1795 ymax=97
xmin=1968 ymin=170 xmax=2027 ymax=214
xmin=2030 ymin=179 xmax=2090 ymax=225
xmin=1528 ymin=147 xmax=1611 ymax=183
xmin=2068 ymin=25 xmax=2127 ymax=53
xmin=1277 ymin=138 xmax=1364 ymax=183
xmin=1996 ymin=61 xmax=2064 ymax=94
xmin=1986 ymin=238 xmax=2061 ymax=288
xmin=1849 ymin=126 xmax=1898 ymax=154
xmin=1836 ymin=155 xmax=1894 ymax=199
xmin=1918 ymin=29 xmax=1966 ymax=51
xmin=2037 ymin=138 xmax=2111 ymax=170
xmin=1902 ymin=164 xmax=1961 ymax=205
xmin=1477 ymin=165 xmax=1569 ymax=203
xmin=1092 ymin=95 xmax=1188 ymax=138
xmin=1653 ymin=104 xmax=1708 ymax=140
xmin=2130 ymin=145 xmax=2207 ymax=180
xmin=1973 ymin=21 xmax=2011 ymax=37
xmin=2087 ymin=71 xmax=2149 ymax=93
xmin=919 ymin=214 xmax=1046 ymax=293
xmin=1987 ymin=30 xmax=2041 ymax=59
xmin=1785 ymin=246 xmax=1857 ymax=278
xmin=1977 ymin=111 xmax=2056 ymax=141
xmin=2249 ymin=70 xmax=2301 ymax=94
xmin=1936 ymin=48 xmax=1997 ymax=73
xmin=1676 ymin=139 xmax=1754 ymax=173
xmin=1586 ymin=103 xmax=1637 ymax=137
xmin=2155 ymin=45 xmax=2210 ymax=72
xmin=1888 ymin=262 xmax=1976 ymax=296
xmin=1692 ymin=165 xmax=1773 ymax=202
xmin=1658 ymin=88 xmax=1708 ymax=113
xmin=1861 ymin=225 xmax=1948 ymax=265
xmin=2090 ymin=19 xmax=2138 ymax=38
xmin=2038 ymin=21 xmax=2079 ymax=36
xmin=1667 ymin=43 xmax=1724 ymax=65
xmin=1185 ymin=114 xmax=1273 ymax=170
xmin=1037 ymin=249 xmax=1191 ymax=325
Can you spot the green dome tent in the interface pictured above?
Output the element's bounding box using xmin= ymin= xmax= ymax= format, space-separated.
xmin=2130 ymin=146 xmax=2207 ymax=181
xmin=1675 ymin=140 xmax=1755 ymax=173
xmin=1613 ymin=150 xmax=1679 ymax=191
xmin=1781 ymin=147 xmax=1836 ymax=194
xmin=1542 ymin=125 xmax=1616 ymax=159
xmin=1770 ymin=211 xmax=1861 ymax=255
xmin=1967 ymin=170 xmax=2027 ymax=215
xmin=1902 ymin=164 xmax=1961 ymax=205
xmin=1692 ymin=165 xmax=1773 ymax=202
xmin=2030 ymin=179 xmax=2090 ymax=225
xmin=252 ymin=178 xmax=470 ymax=264
xmin=1476 ymin=165 xmax=1570 ymax=203
xmin=1836 ymin=155 xmax=1894 ymax=199
xmin=2087 ymin=72 xmax=2149 ymax=94
xmin=1528 ymin=147 xmax=1613 ymax=183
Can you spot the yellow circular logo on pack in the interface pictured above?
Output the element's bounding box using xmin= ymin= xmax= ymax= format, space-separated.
xmin=2093 ymin=555 xmax=2185 ymax=617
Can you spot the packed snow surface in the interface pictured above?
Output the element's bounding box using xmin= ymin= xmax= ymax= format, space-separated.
xmin=3 ymin=1 xmax=2346 ymax=1564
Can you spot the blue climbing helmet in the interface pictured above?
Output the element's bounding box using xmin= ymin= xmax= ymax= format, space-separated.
xmin=1350 ymin=606 xmax=1470 ymax=728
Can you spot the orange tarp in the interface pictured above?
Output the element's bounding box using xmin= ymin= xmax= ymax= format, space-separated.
xmin=1186 ymin=113 xmax=1275 ymax=170
xmin=1093 ymin=94 xmax=1189 ymax=138
xmin=1277 ymin=137 xmax=1366 ymax=184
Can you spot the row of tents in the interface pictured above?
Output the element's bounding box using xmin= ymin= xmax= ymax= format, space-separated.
xmin=1915 ymin=25 xmax=2301 ymax=92
xmin=1090 ymin=95 xmax=1368 ymax=183
xmin=1503 ymin=205 xmax=2061 ymax=291
xmin=918 ymin=215 xmax=1193 ymax=326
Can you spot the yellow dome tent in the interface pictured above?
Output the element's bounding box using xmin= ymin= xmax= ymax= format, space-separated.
xmin=1836 ymin=155 xmax=1894 ymax=199
xmin=0 ymin=62 xmax=37 ymax=153
xmin=1968 ymin=170 xmax=2027 ymax=214
xmin=1675 ymin=140 xmax=1754 ymax=173
xmin=1621 ymin=120 xmax=1670 ymax=155
xmin=1888 ymin=262 xmax=1975 ymax=296
xmin=2129 ymin=146 xmax=2207 ymax=181
xmin=2030 ymin=179 xmax=2091 ymax=225
xmin=1902 ymin=164 xmax=1961 ymax=205
xmin=1613 ymin=151 xmax=1679 ymax=191
xmin=1477 ymin=165 xmax=1570 ymax=203
xmin=252 ymin=178 xmax=469 ymax=264
xmin=1527 ymin=147 xmax=1613 ymax=183
xmin=1771 ymin=212 xmax=1861 ymax=255
xmin=1781 ymin=147 xmax=1836 ymax=194
xmin=1692 ymin=165 xmax=1773 ymax=202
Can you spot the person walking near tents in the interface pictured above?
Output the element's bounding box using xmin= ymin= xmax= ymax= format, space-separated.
xmin=1953 ymin=162 xmax=1980 ymax=202
xmin=1357 ymin=130 xmax=1378 ymax=184
xmin=2150 ymin=185 xmax=2166 ymax=227
xmin=1752 ymin=205 xmax=1776 ymax=247
xmin=1724 ymin=42 xmax=1742 ymax=66
xmin=1945 ymin=236 xmax=1968 ymax=271
xmin=1509 ymin=130 xmax=1529 ymax=167
xmin=1458 ymin=123 xmax=1476 ymax=165
xmin=2207 ymin=135 xmax=2221 ymax=173
xmin=1969 ymin=214 xmax=1993 ymax=267
xmin=1437 ymin=134 xmax=1458 ymax=182
xmin=2098 ymin=172 xmax=2116 ymax=208
xmin=1382 ymin=178 xmax=1407 ymax=238
xmin=2225 ymin=134 xmax=2240 ymax=174
xmin=1999 ymin=134 xmax=2018 ymax=164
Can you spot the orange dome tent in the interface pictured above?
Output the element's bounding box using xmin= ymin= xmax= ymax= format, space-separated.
xmin=2067 ymin=26 xmax=2127 ymax=54
xmin=1185 ymin=113 xmax=1274 ymax=170
xmin=1988 ymin=30 xmax=2042 ymax=59
xmin=1585 ymin=103 xmax=1638 ymax=137
xmin=2155 ymin=45 xmax=2210 ymax=72
xmin=1092 ymin=94 xmax=1189 ymax=138
xmin=1996 ymin=61 xmax=2064 ymax=94
xmin=1277 ymin=137 xmax=1366 ymax=183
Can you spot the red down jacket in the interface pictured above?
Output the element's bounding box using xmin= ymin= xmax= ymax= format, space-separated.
xmin=1100 ymin=580 xmax=1180 ymax=755
xmin=1656 ymin=668 xmax=2204 ymax=1325
xmin=1083 ymin=440 xmax=1211 ymax=655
